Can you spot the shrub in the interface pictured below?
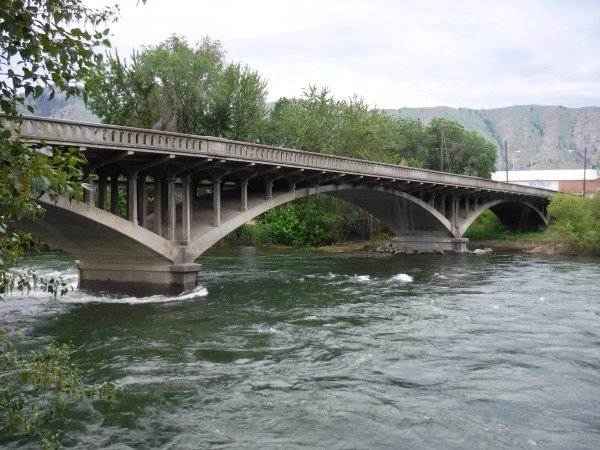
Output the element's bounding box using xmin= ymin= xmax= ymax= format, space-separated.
xmin=547 ymin=193 xmax=600 ymax=254
xmin=463 ymin=210 xmax=506 ymax=240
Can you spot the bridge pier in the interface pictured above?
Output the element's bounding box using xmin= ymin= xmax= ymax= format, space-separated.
xmin=76 ymin=261 xmax=202 ymax=297
xmin=390 ymin=236 xmax=469 ymax=253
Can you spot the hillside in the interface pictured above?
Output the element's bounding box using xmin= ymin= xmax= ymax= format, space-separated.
xmin=386 ymin=105 xmax=600 ymax=170
xmin=26 ymin=93 xmax=599 ymax=171
xmin=24 ymin=90 xmax=100 ymax=123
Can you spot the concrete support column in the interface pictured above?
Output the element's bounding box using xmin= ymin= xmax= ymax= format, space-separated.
xmin=240 ymin=180 xmax=249 ymax=212
xmin=440 ymin=194 xmax=446 ymax=217
xmin=451 ymin=196 xmax=460 ymax=234
xmin=98 ymin=175 xmax=107 ymax=211
xmin=84 ymin=174 xmax=95 ymax=206
xmin=181 ymin=176 xmax=191 ymax=244
xmin=265 ymin=181 xmax=273 ymax=200
xmin=212 ymin=177 xmax=221 ymax=227
xmin=154 ymin=176 xmax=163 ymax=236
xmin=137 ymin=176 xmax=147 ymax=228
xmin=110 ymin=175 xmax=119 ymax=216
xmin=167 ymin=177 xmax=176 ymax=242
xmin=127 ymin=175 xmax=138 ymax=225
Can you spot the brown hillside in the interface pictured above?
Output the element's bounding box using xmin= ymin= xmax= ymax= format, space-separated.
xmin=387 ymin=105 xmax=600 ymax=170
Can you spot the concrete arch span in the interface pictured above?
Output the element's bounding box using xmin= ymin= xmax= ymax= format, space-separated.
xmin=186 ymin=183 xmax=455 ymax=261
xmin=324 ymin=184 xmax=453 ymax=237
xmin=18 ymin=186 xmax=551 ymax=296
xmin=17 ymin=196 xmax=200 ymax=296
xmin=458 ymin=199 xmax=550 ymax=237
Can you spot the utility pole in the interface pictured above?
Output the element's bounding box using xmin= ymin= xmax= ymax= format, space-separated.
xmin=440 ymin=126 xmax=445 ymax=172
xmin=583 ymin=146 xmax=587 ymax=197
xmin=504 ymin=140 xmax=509 ymax=181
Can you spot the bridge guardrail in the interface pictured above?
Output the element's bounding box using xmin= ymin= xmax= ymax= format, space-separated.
xmin=15 ymin=116 xmax=555 ymax=199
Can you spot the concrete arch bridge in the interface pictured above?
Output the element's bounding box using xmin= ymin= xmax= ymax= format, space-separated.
xmin=16 ymin=117 xmax=555 ymax=295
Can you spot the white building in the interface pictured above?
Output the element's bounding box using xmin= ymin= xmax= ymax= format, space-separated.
xmin=492 ymin=169 xmax=599 ymax=196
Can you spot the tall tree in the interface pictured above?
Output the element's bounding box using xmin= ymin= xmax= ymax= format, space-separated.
xmin=88 ymin=35 xmax=268 ymax=140
xmin=262 ymin=85 xmax=399 ymax=162
xmin=424 ymin=118 xmax=497 ymax=178
xmin=396 ymin=118 xmax=426 ymax=167
xmin=0 ymin=0 xmax=124 ymax=447
xmin=209 ymin=62 xmax=268 ymax=141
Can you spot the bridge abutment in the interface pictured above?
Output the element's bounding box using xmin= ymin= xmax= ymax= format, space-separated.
xmin=76 ymin=261 xmax=202 ymax=297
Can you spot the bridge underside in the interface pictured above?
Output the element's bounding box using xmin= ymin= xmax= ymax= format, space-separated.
xmin=326 ymin=188 xmax=468 ymax=252
xmin=18 ymin=175 xmax=549 ymax=296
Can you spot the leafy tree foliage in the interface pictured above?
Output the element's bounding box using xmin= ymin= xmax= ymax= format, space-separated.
xmin=252 ymin=196 xmax=339 ymax=247
xmin=262 ymin=85 xmax=400 ymax=162
xmin=0 ymin=333 xmax=116 ymax=449
xmin=0 ymin=0 xmax=117 ymax=292
xmin=262 ymin=88 xmax=497 ymax=178
xmin=547 ymin=193 xmax=600 ymax=254
xmin=462 ymin=210 xmax=507 ymax=240
xmin=1 ymin=0 xmax=125 ymax=447
xmin=88 ymin=35 xmax=268 ymax=141
xmin=423 ymin=118 xmax=497 ymax=178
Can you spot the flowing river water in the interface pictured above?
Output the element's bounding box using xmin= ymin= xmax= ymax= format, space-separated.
xmin=1 ymin=248 xmax=599 ymax=449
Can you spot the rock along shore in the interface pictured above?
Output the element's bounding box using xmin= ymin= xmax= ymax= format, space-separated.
xmin=376 ymin=240 xmax=575 ymax=256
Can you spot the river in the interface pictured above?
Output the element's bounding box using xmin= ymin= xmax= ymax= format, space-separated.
xmin=1 ymin=249 xmax=599 ymax=449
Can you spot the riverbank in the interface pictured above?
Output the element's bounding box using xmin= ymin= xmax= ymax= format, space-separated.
xmin=230 ymin=236 xmax=575 ymax=255
xmin=468 ymin=240 xmax=576 ymax=255
xmin=314 ymin=237 xmax=575 ymax=256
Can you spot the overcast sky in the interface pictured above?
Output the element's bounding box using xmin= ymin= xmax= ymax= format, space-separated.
xmin=85 ymin=0 xmax=600 ymax=109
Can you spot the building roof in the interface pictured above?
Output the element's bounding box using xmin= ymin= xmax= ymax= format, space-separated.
xmin=492 ymin=169 xmax=597 ymax=182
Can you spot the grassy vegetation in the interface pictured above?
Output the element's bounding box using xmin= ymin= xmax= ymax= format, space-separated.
xmin=463 ymin=210 xmax=547 ymax=242
xmin=546 ymin=193 xmax=600 ymax=255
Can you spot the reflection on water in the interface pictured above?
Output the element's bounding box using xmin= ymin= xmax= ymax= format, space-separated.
xmin=1 ymin=249 xmax=600 ymax=449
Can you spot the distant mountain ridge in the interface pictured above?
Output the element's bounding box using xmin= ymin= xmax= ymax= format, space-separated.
xmin=24 ymin=90 xmax=100 ymax=124
xmin=27 ymin=94 xmax=599 ymax=171
xmin=385 ymin=105 xmax=600 ymax=170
